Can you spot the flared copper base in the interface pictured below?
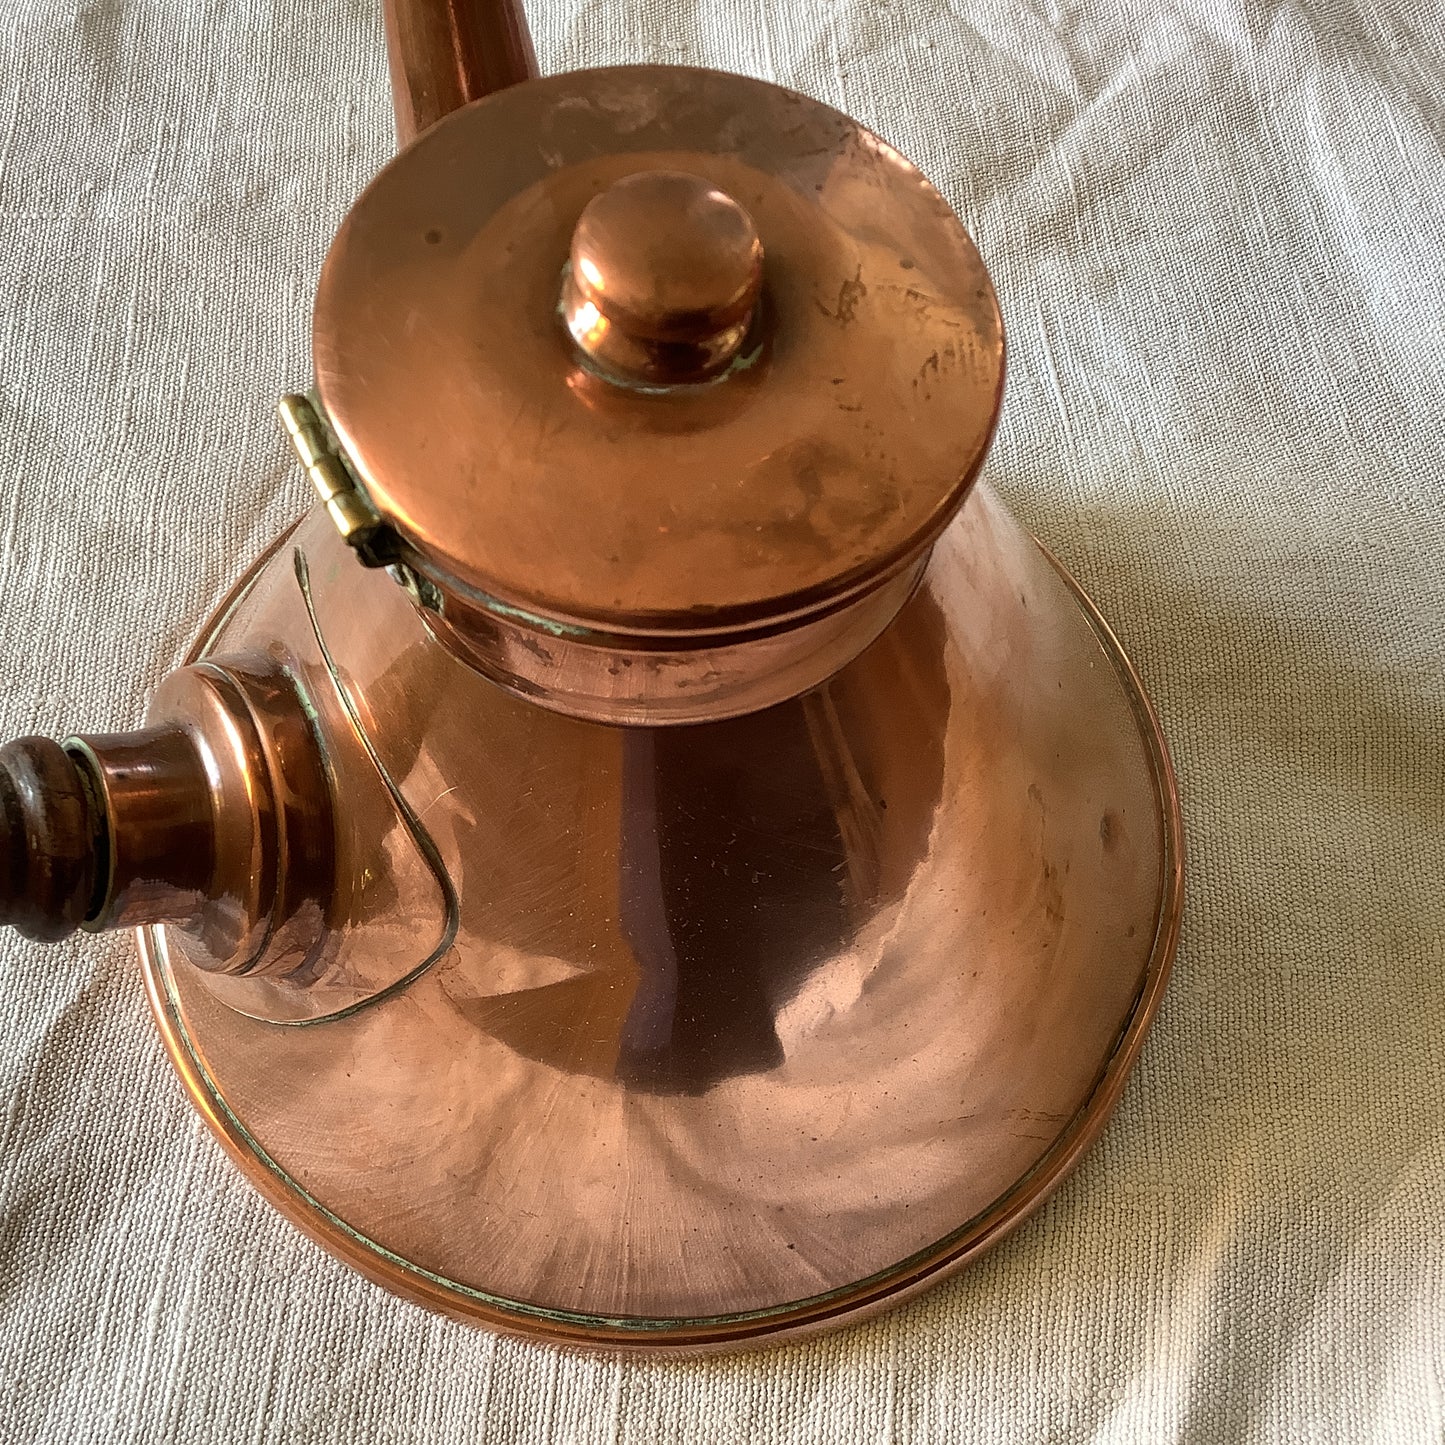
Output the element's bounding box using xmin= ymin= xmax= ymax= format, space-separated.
xmin=136 ymin=485 xmax=1182 ymax=1353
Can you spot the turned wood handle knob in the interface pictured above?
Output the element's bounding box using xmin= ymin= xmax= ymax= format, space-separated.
xmin=0 ymin=738 xmax=106 ymax=943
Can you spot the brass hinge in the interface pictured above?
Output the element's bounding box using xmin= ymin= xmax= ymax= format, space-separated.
xmin=277 ymin=392 xmax=400 ymax=568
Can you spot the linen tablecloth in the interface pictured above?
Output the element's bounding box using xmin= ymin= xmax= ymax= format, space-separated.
xmin=1 ymin=0 xmax=1442 ymax=1439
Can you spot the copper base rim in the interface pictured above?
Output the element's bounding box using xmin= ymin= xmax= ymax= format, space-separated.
xmin=137 ymin=530 xmax=1184 ymax=1355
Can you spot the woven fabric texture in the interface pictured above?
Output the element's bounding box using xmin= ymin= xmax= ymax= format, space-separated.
xmin=1 ymin=0 xmax=1442 ymax=1439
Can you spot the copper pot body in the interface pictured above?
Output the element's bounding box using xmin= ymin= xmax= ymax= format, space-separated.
xmin=138 ymin=481 xmax=1181 ymax=1349
xmin=0 ymin=0 xmax=1184 ymax=1354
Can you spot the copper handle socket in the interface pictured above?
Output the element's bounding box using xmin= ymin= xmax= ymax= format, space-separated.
xmin=0 ymin=659 xmax=333 ymax=978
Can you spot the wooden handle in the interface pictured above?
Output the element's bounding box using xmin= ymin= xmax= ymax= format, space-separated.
xmin=383 ymin=0 xmax=540 ymax=147
xmin=0 ymin=738 xmax=106 ymax=943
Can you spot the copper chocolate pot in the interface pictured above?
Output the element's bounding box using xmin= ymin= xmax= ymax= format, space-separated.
xmin=0 ymin=0 xmax=1182 ymax=1350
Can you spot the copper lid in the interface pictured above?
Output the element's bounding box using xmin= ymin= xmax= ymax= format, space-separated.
xmin=314 ymin=66 xmax=1004 ymax=638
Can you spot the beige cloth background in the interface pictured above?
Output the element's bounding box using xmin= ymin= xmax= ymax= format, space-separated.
xmin=2 ymin=0 xmax=1442 ymax=1440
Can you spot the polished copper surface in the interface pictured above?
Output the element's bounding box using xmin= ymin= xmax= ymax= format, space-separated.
xmin=314 ymin=66 xmax=1005 ymax=638
xmin=136 ymin=482 xmax=1183 ymax=1350
xmin=384 ymin=0 xmax=538 ymax=145
xmin=562 ymin=169 xmax=765 ymax=384
xmin=71 ymin=728 xmax=216 ymax=932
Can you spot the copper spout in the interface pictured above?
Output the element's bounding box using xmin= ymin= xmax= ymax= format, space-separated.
xmin=383 ymin=0 xmax=539 ymax=146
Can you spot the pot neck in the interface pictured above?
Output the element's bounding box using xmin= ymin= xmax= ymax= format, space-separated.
xmin=404 ymin=555 xmax=931 ymax=726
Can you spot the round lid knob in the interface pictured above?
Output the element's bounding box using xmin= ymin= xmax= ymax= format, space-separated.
xmin=314 ymin=66 xmax=1004 ymax=639
xmin=563 ymin=170 xmax=764 ymax=385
